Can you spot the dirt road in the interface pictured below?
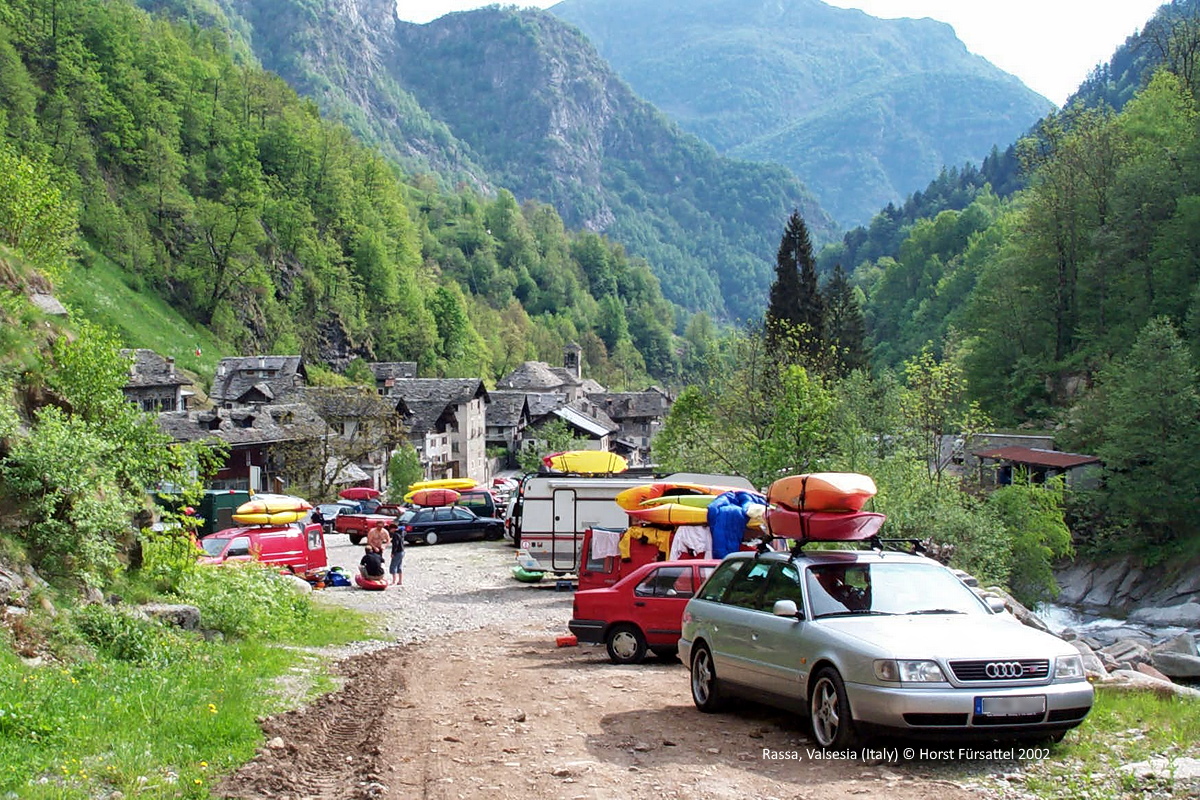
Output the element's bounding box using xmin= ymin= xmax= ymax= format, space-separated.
xmin=217 ymin=537 xmax=1023 ymax=800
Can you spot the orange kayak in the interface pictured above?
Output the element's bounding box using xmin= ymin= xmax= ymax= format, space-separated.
xmin=766 ymin=473 xmax=877 ymax=513
xmin=615 ymin=482 xmax=735 ymax=511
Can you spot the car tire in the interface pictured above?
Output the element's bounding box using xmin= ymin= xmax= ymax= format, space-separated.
xmin=605 ymin=624 xmax=647 ymax=665
xmin=424 ymin=531 xmax=438 ymax=546
xmin=809 ymin=667 xmax=859 ymax=749
xmin=690 ymin=643 xmax=725 ymax=712
xmin=484 ymin=527 xmax=503 ymax=541
xmin=349 ymin=535 xmax=363 ymax=546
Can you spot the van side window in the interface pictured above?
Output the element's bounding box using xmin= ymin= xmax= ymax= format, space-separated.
xmin=696 ymin=559 xmax=748 ymax=602
xmin=226 ymin=536 xmax=251 ymax=557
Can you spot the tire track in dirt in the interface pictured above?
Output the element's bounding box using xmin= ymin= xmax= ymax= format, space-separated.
xmin=217 ymin=646 xmax=408 ymax=800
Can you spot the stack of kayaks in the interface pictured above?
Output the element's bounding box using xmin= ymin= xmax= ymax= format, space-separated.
xmin=409 ymin=488 xmax=461 ymax=507
xmin=617 ymin=482 xmax=743 ymax=526
xmin=403 ymin=478 xmax=477 ymax=503
xmin=231 ymin=494 xmax=313 ymax=525
xmin=542 ymin=450 xmax=628 ymax=475
xmin=764 ymin=472 xmax=883 ymax=542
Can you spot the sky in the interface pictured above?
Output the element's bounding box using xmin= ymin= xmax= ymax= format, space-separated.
xmin=392 ymin=0 xmax=1169 ymax=107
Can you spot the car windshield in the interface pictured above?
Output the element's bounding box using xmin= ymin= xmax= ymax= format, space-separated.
xmin=398 ymin=511 xmax=416 ymax=524
xmin=199 ymin=537 xmax=228 ymax=557
xmin=806 ymin=561 xmax=986 ymax=619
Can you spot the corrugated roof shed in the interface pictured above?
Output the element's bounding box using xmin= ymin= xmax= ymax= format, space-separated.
xmin=973 ymin=446 xmax=1100 ymax=469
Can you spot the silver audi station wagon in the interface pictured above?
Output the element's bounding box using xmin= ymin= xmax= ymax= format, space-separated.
xmin=679 ymin=549 xmax=1093 ymax=748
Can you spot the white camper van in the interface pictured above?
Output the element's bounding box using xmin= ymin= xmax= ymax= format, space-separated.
xmin=512 ymin=472 xmax=754 ymax=574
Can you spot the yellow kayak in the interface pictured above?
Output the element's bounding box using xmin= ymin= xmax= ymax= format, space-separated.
xmin=231 ymin=510 xmax=308 ymax=525
xmin=407 ymin=478 xmax=478 ymax=493
xmin=542 ymin=450 xmax=627 ymax=475
xmin=235 ymin=494 xmax=313 ymax=516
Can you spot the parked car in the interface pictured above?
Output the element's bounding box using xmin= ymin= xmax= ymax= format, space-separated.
xmin=399 ymin=506 xmax=504 ymax=545
xmin=315 ymin=502 xmax=358 ymax=533
xmin=334 ymin=511 xmax=399 ymax=545
xmin=198 ymin=523 xmax=327 ymax=574
xmin=680 ymin=549 xmax=1093 ymax=749
xmin=456 ymin=489 xmax=500 ymax=518
xmin=570 ymin=559 xmax=720 ymax=664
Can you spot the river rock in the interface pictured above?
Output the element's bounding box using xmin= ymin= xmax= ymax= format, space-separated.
xmin=1129 ymin=602 xmax=1200 ymax=628
xmin=1150 ymin=651 xmax=1200 ymax=680
xmin=1055 ymin=562 xmax=1094 ymax=606
xmin=1102 ymin=669 xmax=1200 ymax=699
xmin=139 ymin=603 xmax=201 ymax=630
xmin=1068 ymin=640 xmax=1107 ymax=678
xmin=1100 ymin=640 xmax=1150 ymax=667
xmin=1119 ymin=757 xmax=1200 ymax=781
xmin=1152 ymin=632 xmax=1197 ymax=656
xmin=1135 ymin=662 xmax=1172 ymax=682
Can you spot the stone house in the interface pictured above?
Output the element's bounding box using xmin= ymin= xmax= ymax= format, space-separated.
xmin=485 ymin=391 xmax=531 ymax=465
xmin=156 ymin=403 xmax=330 ymax=493
xmin=120 ymin=348 xmax=193 ymax=412
xmin=368 ymin=361 xmax=418 ymax=395
xmin=387 ymin=379 xmax=490 ymax=481
xmin=209 ymin=356 xmax=308 ymax=408
xmin=586 ymin=388 xmax=672 ymax=466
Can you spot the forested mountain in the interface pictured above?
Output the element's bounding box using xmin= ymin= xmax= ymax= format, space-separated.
xmin=551 ymin=0 xmax=1053 ymax=228
xmin=0 ymin=0 xmax=692 ymax=386
xmin=158 ymin=0 xmax=832 ymax=321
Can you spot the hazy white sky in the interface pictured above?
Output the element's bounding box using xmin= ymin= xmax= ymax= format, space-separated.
xmin=393 ymin=0 xmax=1168 ymax=106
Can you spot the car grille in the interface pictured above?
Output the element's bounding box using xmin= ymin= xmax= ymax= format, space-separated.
xmin=903 ymin=713 xmax=969 ymax=727
xmin=949 ymin=659 xmax=1050 ymax=681
xmin=971 ymin=712 xmax=1046 ymax=725
xmin=1047 ymin=707 xmax=1090 ymax=722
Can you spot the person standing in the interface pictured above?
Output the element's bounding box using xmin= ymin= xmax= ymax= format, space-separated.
xmin=366 ymin=521 xmax=388 ymax=555
xmin=388 ymin=524 xmax=405 ymax=586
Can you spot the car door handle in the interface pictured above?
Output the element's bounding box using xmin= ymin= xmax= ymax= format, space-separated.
xmin=634 ymin=601 xmax=645 ymax=607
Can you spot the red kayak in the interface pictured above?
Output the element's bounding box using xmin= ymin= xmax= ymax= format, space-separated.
xmin=764 ymin=509 xmax=886 ymax=541
xmin=410 ymin=488 xmax=460 ymax=507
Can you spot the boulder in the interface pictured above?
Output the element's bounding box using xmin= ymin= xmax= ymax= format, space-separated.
xmin=1150 ymin=651 xmax=1200 ymax=680
xmin=0 ymin=567 xmax=20 ymax=599
xmin=139 ymin=603 xmax=201 ymax=630
xmin=1113 ymin=564 xmax=1148 ymax=607
xmin=952 ymin=569 xmax=978 ymax=588
xmin=1129 ymin=602 xmax=1200 ymax=628
xmin=1101 ymin=669 xmax=1200 ymax=699
xmin=1100 ymin=639 xmax=1151 ymax=666
xmin=1135 ymin=662 xmax=1172 ymax=683
xmin=1119 ymin=757 xmax=1200 ymax=781
xmin=1069 ymin=640 xmax=1108 ymax=679
xmin=1152 ymin=632 xmax=1197 ymax=656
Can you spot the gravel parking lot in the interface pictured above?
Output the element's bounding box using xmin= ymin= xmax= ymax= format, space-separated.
xmin=216 ymin=535 xmax=1032 ymax=800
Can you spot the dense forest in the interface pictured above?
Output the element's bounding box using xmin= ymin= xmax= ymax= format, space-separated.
xmin=0 ymin=0 xmax=688 ymax=387
xmin=832 ymin=3 xmax=1200 ymax=557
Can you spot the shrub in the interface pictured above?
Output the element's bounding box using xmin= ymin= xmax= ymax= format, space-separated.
xmin=73 ymin=604 xmax=193 ymax=665
xmin=177 ymin=564 xmax=311 ymax=640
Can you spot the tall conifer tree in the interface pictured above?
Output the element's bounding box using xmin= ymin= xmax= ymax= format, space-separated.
xmin=766 ymin=210 xmax=824 ymax=360
xmin=823 ymin=264 xmax=867 ymax=375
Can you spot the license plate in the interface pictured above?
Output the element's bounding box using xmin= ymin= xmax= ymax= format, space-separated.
xmin=974 ymin=695 xmax=1046 ymax=716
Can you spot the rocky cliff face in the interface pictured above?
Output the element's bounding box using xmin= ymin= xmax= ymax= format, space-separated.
xmin=1056 ymin=556 xmax=1200 ymax=627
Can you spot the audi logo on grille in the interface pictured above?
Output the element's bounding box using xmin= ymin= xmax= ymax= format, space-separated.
xmin=985 ymin=661 xmax=1024 ymax=679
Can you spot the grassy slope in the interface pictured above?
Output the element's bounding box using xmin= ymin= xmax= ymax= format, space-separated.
xmin=56 ymin=247 xmax=226 ymax=385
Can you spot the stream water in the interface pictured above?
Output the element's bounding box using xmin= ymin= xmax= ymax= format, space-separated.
xmin=1038 ymin=602 xmax=1198 ymax=653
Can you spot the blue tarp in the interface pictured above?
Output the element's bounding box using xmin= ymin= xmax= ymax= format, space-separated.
xmin=707 ymin=490 xmax=767 ymax=558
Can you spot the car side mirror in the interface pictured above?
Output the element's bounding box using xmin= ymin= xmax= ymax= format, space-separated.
xmin=772 ymin=599 xmax=800 ymax=618
xmin=985 ymin=596 xmax=1008 ymax=614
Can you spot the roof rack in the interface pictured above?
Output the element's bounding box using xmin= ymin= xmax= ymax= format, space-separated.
xmin=870 ymin=537 xmax=927 ymax=555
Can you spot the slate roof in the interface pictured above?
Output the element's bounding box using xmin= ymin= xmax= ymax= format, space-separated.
xmin=553 ymin=405 xmax=617 ymax=438
xmin=587 ymin=390 xmax=670 ymax=420
xmin=121 ymin=349 xmax=193 ymax=388
xmin=369 ymin=361 xmax=418 ymax=384
xmin=156 ymin=403 xmax=327 ymax=447
xmin=497 ymin=361 xmax=566 ymax=391
xmin=387 ymin=378 xmax=489 ymax=407
xmin=973 ymin=446 xmax=1101 ymax=469
xmin=548 ymin=367 xmax=582 ymax=387
xmin=486 ymin=391 xmax=530 ymax=428
xmin=526 ymin=392 xmax=563 ymax=420
xmin=396 ymin=398 xmax=457 ymax=437
xmin=210 ymin=356 xmax=307 ymax=405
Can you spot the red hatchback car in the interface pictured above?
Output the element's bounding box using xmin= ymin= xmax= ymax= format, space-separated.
xmin=569 ymin=559 xmax=720 ymax=664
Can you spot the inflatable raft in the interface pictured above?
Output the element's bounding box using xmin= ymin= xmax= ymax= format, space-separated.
xmin=231 ymin=494 xmax=313 ymax=525
xmin=354 ymin=575 xmax=387 ymax=591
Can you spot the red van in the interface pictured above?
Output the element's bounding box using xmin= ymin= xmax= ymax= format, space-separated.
xmin=198 ymin=522 xmax=327 ymax=574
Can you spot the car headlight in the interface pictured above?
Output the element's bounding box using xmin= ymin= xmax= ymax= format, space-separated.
xmin=1054 ymin=654 xmax=1086 ymax=681
xmin=873 ymin=659 xmax=946 ymax=682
